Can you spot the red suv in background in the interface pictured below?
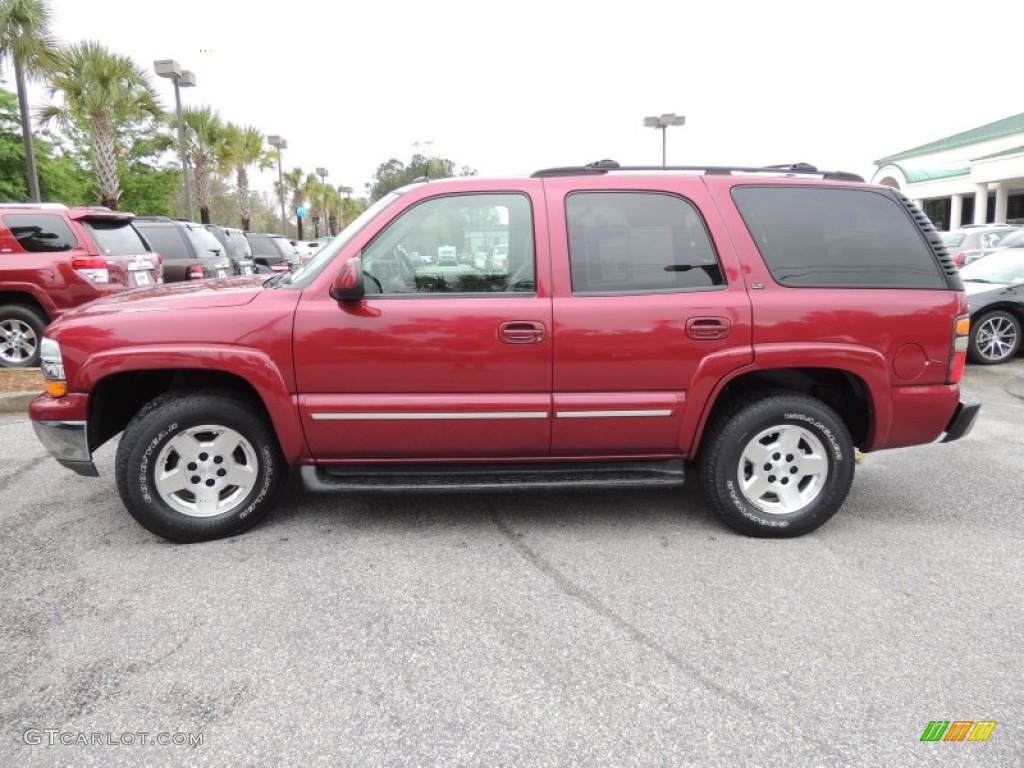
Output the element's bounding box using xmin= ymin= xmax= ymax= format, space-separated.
xmin=0 ymin=203 xmax=161 ymax=368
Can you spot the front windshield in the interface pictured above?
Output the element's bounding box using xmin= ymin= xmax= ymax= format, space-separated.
xmin=278 ymin=191 xmax=403 ymax=289
xmin=960 ymin=250 xmax=1024 ymax=283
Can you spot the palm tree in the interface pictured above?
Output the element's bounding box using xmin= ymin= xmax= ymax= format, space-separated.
xmin=0 ymin=0 xmax=61 ymax=201
xmin=38 ymin=40 xmax=163 ymax=209
xmin=303 ymin=171 xmax=321 ymax=239
xmin=222 ymin=123 xmax=272 ymax=231
xmin=282 ymin=167 xmax=306 ymax=239
xmin=181 ymin=105 xmax=225 ymax=224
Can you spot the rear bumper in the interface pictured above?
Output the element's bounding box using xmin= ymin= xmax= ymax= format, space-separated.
xmin=940 ymin=394 xmax=981 ymax=443
xmin=31 ymin=419 xmax=98 ymax=476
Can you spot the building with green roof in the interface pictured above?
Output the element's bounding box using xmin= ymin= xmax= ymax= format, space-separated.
xmin=871 ymin=113 xmax=1024 ymax=230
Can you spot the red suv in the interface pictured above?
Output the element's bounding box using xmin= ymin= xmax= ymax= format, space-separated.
xmin=28 ymin=163 xmax=979 ymax=542
xmin=0 ymin=203 xmax=161 ymax=367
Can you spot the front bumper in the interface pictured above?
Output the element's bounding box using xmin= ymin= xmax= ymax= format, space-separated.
xmin=940 ymin=395 xmax=981 ymax=443
xmin=31 ymin=420 xmax=98 ymax=477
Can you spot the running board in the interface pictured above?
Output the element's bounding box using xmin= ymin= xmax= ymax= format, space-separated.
xmin=300 ymin=460 xmax=686 ymax=493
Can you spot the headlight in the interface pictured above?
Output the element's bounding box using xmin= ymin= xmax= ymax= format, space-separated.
xmin=40 ymin=337 xmax=67 ymax=397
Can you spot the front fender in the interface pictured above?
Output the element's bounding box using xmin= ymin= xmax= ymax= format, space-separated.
xmin=76 ymin=345 xmax=305 ymax=463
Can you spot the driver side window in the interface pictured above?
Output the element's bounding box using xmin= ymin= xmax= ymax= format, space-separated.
xmin=359 ymin=193 xmax=535 ymax=296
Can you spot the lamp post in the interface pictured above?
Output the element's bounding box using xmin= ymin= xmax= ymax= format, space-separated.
xmin=267 ymin=135 xmax=287 ymax=235
xmin=154 ymin=60 xmax=196 ymax=220
xmin=643 ymin=113 xmax=685 ymax=167
xmin=315 ymin=167 xmax=328 ymax=236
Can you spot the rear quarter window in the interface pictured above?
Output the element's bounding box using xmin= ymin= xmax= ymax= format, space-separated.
xmin=2 ymin=214 xmax=77 ymax=253
xmin=732 ymin=186 xmax=946 ymax=289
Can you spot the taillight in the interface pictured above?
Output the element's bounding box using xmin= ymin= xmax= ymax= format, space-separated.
xmin=71 ymin=256 xmax=110 ymax=284
xmin=948 ymin=315 xmax=970 ymax=384
xmin=188 ymin=264 xmax=205 ymax=280
xmin=954 ymin=252 xmax=965 ymax=267
xmin=271 ymin=262 xmax=289 ymax=273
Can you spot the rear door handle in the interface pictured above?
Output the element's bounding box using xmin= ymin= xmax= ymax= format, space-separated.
xmin=499 ymin=321 xmax=545 ymax=344
xmin=686 ymin=317 xmax=731 ymax=340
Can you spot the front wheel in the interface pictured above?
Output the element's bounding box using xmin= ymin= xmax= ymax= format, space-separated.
xmin=968 ymin=310 xmax=1021 ymax=365
xmin=0 ymin=304 xmax=47 ymax=368
xmin=699 ymin=394 xmax=855 ymax=538
xmin=115 ymin=392 xmax=286 ymax=542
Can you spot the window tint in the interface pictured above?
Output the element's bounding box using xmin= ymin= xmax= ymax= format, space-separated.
xmin=2 ymin=214 xmax=77 ymax=252
xmin=566 ymin=192 xmax=724 ymax=293
xmin=246 ymin=234 xmax=278 ymax=256
xmin=84 ymin=219 xmax=149 ymax=256
xmin=359 ymin=193 xmax=534 ymax=295
xmin=136 ymin=225 xmax=187 ymax=260
xmin=732 ymin=187 xmax=945 ymax=288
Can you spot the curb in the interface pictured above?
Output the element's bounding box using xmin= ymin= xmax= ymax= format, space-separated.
xmin=1006 ymin=376 xmax=1024 ymax=401
xmin=0 ymin=391 xmax=36 ymax=414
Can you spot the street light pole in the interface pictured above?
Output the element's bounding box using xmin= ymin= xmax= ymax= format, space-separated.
xmin=155 ymin=60 xmax=196 ymax=220
xmin=643 ymin=113 xmax=685 ymax=167
xmin=267 ymin=136 xmax=287 ymax=235
xmin=316 ymin=167 xmax=328 ymax=236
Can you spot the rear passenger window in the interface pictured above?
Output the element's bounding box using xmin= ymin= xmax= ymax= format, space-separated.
xmin=732 ymin=186 xmax=945 ymax=289
xmin=2 ymin=214 xmax=77 ymax=252
xmin=566 ymin=192 xmax=724 ymax=294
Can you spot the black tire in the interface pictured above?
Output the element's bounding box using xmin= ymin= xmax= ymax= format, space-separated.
xmin=115 ymin=391 xmax=286 ymax=543
xmin=0 ymin=304 xmax=48 ymax=368
xmin=699 ymin=393 xmax=855 ymax=538
xmin=968 ymin=310 xmax=1021 ymax=365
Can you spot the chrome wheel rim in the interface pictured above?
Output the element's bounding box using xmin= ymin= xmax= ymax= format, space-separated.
xmin=737 ymin=424 xmax=829 ymax=515
xmin=976 ymin=316 xmax=1019 ymax=362
xmin=153 ymin=425 xmax=259 ymax=518
xmin=0 ymin=318 xmax=38 ymax=365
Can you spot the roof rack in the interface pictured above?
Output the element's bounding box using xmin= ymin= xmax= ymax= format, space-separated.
xmin=133 ymin=215 xmax=174 ymax=221
xmin=530 ymin=160 xmax=864 ymax=182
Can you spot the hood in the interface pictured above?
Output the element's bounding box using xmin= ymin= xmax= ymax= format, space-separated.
xmin=60 ymin=276 xmax=265 ymax=319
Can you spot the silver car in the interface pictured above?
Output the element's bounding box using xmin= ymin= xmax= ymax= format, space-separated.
xmin=940 ymin=225 xmax=1019 ymax=267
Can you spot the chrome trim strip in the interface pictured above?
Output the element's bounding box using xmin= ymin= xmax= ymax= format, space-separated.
xmin=310 ymin=411 xmax=549 ymax=421
xmin=556 ymin=409 xmax=673 ymax=418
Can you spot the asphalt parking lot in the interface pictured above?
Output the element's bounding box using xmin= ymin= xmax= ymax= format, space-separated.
xmin=1 ymin=362 xmax=1022 ymax=766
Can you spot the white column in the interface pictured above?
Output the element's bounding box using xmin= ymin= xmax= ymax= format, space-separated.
xmin=994 ymin=183 xmax=1009 ymax=224
xmin=913 ymin=199 xmax=924 ymax=210
xmin=974 ymin=183 xmax=989 ymax=224
xmin=950 ymin=194 xmax=964 ymax=230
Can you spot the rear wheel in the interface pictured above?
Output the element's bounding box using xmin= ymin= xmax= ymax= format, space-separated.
xmin=699 ymin=393 xmax=855 ymax=538
xmin=0 ymin=304 xmax=47 ymax=368
xmin=115 ymin=391 xmax=286 ymax=542
xmin=968 ymin=310 xmax=1021 ymax=365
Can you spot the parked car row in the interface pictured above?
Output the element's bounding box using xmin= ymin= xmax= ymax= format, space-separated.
xmin=0 ymin=201 xmax=302 ymax=368
xmin=939 ymin=223 xmax=1020 ymax=267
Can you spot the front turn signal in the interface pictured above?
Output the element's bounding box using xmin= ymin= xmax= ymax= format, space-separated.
xmin=44 ymin=380 xmax=68 ymax=397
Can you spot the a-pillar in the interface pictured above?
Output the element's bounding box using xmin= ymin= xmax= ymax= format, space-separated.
xmin=974 ymin=183 xmax=989 ymax=224
xmin=993 ymin=183 xmax=1009 ymax=224
xmin=950 ymin=194 xmax=964 ymax=230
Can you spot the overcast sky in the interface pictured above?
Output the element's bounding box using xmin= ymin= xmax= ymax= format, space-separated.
xmin=32 ymin=0 xmax=1020 ymax=199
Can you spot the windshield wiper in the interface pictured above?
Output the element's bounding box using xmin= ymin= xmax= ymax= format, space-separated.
xmin=963 ymin=278 xmax=993 ymax=283
xmin=263 ymin=273 xmax=287 ymax=287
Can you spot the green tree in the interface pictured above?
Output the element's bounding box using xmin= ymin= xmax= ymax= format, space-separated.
xmin=0 ymin=87 xmax=91 ymax=202
xmin=368 ymin=153 xmax=476 ymax=201
xmin=223 ymin=123 xmax=272 ymax=230
xmin=38 ymin=40 xmax=164 ymax=209
xmin=0 ymin=0 xmax=61 ymax=202
xmin=180 ymin=105 xmax=225 ymax=224
xmin=282 ymin=166 xmax=306 ymax=239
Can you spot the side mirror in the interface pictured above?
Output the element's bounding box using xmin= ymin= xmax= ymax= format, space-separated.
xmin=330 ymin=257 xmax=365 ymax=301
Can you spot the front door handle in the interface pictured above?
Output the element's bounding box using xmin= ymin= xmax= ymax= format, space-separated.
xmin=686 ymin=317 xmax=731 ymax=340
xmin=499 ymin=321 xmax=545 ymax=344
